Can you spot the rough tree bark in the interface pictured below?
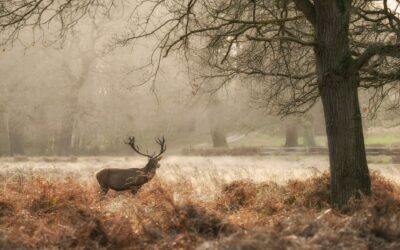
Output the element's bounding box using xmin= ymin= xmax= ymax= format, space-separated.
xmin=312 ymin=0 xmax=371 ymax=208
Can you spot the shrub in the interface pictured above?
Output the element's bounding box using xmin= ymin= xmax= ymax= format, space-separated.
xmin=1 ymin=171 xmax=400 ymax=249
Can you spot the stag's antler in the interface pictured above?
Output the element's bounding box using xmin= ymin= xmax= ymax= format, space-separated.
xmin=125 ymin=136 xmax=154 ymax=158
xmin=154 ymin=136 xmax=166 ymax=158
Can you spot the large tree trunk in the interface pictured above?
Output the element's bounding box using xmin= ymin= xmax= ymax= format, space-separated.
xmin=320 ymin=77 xmax=370 ymax=209
xmin=8 ymin=114 xmax=24 ymax=156
xmin=210 ymin=127 xmax=229 ymax=148
xmin=56 ymin=48 xmax=94 ymax=155
xmin=302 ymin=114 xmax=316 ymax=147
xmin=56 ymin=94 xmax=78 ymax=156
xmin=285 ymin=121 xmax=298 ymax=147
xmin=0 ymin=111 xmax=10 ymax=155
xmin=34 ymin=108 xmax=48 ymax=155
xmin=314 ymin=1 xmax=371 ymax=209
xmin=0 ymin=84 xmax=10 ymax=156
xmin=208 ymin=96 xmax=228 ymax=148
xmin=57 ymin=114 xmax=74 ymax=155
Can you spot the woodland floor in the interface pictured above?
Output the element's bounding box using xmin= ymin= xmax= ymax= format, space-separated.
xmin=1 ymin=156 xmax=400 ymax=249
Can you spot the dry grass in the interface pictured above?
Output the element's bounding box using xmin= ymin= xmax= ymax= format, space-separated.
xmin=182 ymin=147 xmax=261 ymax=156
xmin=1 ymin=171 xmax=400 ymax=249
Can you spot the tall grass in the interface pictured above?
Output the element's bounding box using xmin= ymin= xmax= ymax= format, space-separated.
xmin=1 ymin=169 xmax=400 ymax=249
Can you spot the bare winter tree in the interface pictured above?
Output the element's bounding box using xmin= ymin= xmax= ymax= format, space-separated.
xmin=284 ymin=117 xmax=299 ymax=147
xmin=207 ymin=95 xmax=229 ymax=148
xmin=2 ymin=0 xmax=400 ymax=208
xmin=55 ymin=21 xmax=105 ymax=155
xmin=113 ymin=0 xmax=400 ymax=209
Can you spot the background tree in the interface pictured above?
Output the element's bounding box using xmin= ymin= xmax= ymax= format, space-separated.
xmin=54 ymin=21 xmax=105 ymax=155
xmin=284 ymin=118 xmax=299 ymax=147
xmin=207 ymin=95 xmax=229 ymax=148
xmin=301 ymin=114 xmax=316 ymax=147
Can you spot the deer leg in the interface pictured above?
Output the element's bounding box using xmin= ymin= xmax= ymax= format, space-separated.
xmin=130 ymin=185 xmax=140 ymax=195
xmin=100 ymin=186 xmax=109 ymax=196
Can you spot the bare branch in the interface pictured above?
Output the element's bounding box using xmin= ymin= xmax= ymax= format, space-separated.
xmin=293 ymin=0 xmax=316 ymax=27
xmin=246 ymin=34 xmax=316 ymax=47
xmin=354 ymin=43 xmax=400 ymax=70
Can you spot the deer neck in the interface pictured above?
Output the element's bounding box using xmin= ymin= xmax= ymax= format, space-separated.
xmin=143 ymin=162 xmax=157 ymax=173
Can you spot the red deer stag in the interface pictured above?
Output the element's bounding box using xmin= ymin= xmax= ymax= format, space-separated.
xmin=96 ymin=136 xmax=166 ymax=195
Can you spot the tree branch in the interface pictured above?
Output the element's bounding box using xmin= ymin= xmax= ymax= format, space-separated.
xmin=293 ymin=0 xmax=316 ymax=27
xmin=354 ymin=43 xmax=400 ymax=70
xmin=246 ymin=35 xmax=316 ymax=47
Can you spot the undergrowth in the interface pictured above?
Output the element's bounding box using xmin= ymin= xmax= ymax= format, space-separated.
xmin=0 ymin=171 xmax=400 ymax=249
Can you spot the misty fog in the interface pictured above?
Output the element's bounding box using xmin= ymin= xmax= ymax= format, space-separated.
xmin=1 ymin=5 xmax=398 ymax=158
xmin=0 ymin=16 xmax=325 ymax=156
xmin=2 ymin=1 xmax=400 ymax=249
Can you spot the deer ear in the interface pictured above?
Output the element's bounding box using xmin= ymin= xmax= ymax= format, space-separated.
xmin=157 ymin=156 xmax=163 ymax=161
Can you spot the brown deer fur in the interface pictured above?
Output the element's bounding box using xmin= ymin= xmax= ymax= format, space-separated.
xmin=96 ymin=137 xmax=166 ymax=195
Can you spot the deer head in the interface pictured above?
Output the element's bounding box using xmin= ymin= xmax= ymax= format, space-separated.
xmin=125 ymin=136 xmax=166 ymax=170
